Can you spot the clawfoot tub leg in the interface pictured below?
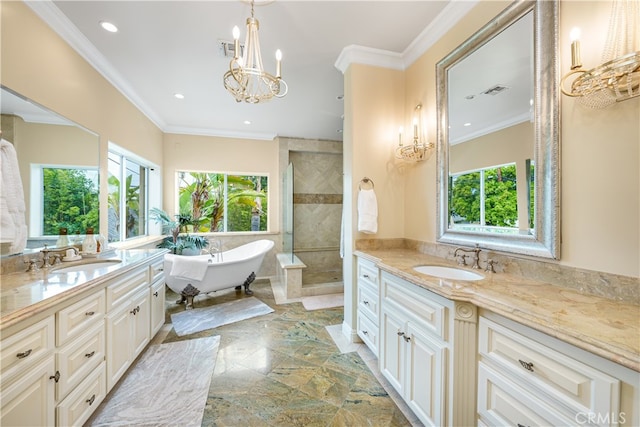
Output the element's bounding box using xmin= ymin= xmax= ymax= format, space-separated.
xmin=243 ymin=272 xmax=256 ymax=295
xmin=178 ymin=284 xmax=201 ymax=310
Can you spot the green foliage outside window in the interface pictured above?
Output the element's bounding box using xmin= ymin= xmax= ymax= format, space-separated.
xmin=178 ymin=172 xmax=267 ymax=233
xmin=450 ymin=164 xmax=518 ymax=228
xmin=42 ymin=168 xmax=99 ymax=235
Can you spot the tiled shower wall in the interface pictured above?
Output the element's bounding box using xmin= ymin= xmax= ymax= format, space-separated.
xmin=286 ymin=142 xmax=343 ymax=286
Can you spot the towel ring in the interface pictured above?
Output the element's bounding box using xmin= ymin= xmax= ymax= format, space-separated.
xmin=359 ymin=177 xmax=374 ymax=190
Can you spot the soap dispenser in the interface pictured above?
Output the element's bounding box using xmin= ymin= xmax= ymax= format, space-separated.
xmin=82 ymin=228 xmax=97 ymax=254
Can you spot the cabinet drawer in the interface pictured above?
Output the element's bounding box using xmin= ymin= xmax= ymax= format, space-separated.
xmin=57 ymin=290 xmax=105 ymax=346
xmin=57 ymin=361 xmax=106 ymax=427
xmin=357 ymin=258 xmax=379 ymax=289
xmin=1 ymin=316 xmax=54 ymax=384
xmin=149 ymin=258 xmax=164 ymax=284
xmin=478 ymin=361 xmax=577 ymax=427
xmin=106 ymin=269 xmax=148 ymax=312
xmin=479 ymin=316 xmax=620 ymax=418
xmin=357 ymin=282 xmax=379 ymax=323
xmin=56 ymin=322 xmax=105 ymax=401
xmin=381 ymin=272 xmax=447 ymax=340
xmin=357 ymin=312 xmax=379 ymax=354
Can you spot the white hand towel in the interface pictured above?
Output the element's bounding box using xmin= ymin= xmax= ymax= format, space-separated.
xmin=0 ymin=138 xmax=27 ymax=253
xmin=357 ymin=188 xmax=378 ymax=234
xmin=170 ymin=255 xmax=209 ymax=282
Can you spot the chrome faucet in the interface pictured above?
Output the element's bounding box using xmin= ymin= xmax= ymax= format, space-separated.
xmin=40 ymin=245 xmax=79 ymax=268
xmin=453 ymin=244 xmax=481 ymax=269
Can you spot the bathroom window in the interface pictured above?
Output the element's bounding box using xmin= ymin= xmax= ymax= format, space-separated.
xmin=108 ymin=150 xmax=150 ymax=243
xmin=30 ymin=165 xmax=99 ymax=237
xmin=450 ymin=163 xmax=519 ymax=230
xmin=177 ymin=171 xmax=268 ymax=233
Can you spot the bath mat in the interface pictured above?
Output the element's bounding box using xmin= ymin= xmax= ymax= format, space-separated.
xmin=87 ymin=336 xmax=219 ymax=427
xmin=302 ymin=293 xmax=344 ymax=311
xmin=171 ymin=297 xmax=274 ymax=337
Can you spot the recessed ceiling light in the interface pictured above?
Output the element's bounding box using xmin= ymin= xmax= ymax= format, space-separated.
xmin=243 ymin=120 xmax=251 ymax=125
xmin=463 ymin=122 xmax=471 ymax=127
xmin=100 ymin=21 xmax=118 ymax=33
xmin=174 ymin=93 xmax=185 ymax=99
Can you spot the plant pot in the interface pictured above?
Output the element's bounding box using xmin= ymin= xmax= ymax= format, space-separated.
xmin=180 ymin=248 xmax=201 ymax=256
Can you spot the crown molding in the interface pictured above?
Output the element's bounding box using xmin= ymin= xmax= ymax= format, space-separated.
xmin=24 ymin=0 xmax=166 ymax=131
xmin=163 ymin=125 xmax=277 ymax=141
xmin=335 ymin=45 xmax=404 ymax=74
xmin=335 ymin=0 xmax=479 ymax=73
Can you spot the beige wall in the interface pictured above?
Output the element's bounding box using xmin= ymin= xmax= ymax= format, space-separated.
xmin=161 ymin=133 xmax=280 ymax=233
xmin=348 ymin=0 xmax=639 ymax=278
xmin=1 ymin=1 xmax=164 ymax=236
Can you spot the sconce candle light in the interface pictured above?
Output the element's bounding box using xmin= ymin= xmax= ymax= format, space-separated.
xmin=560 ymin=0 xmax=639 ymax=108
xmin=395 ymin=104 xmax=434 ymax=162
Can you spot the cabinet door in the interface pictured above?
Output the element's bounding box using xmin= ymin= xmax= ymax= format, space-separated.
xmin=105 ymin=304 xmax=132 ymax=391
xmin=150 ymin=279 xmax=166 ymax=337
xmin=380 ymin=307 xmax=405 ymax=395
xmin=406 ymin=322 xmax=446 ymax=427
xmin=0 ymin=354 xmax=55 ymax=427
xmin=131 ymin=289 xmax=151 ymax=359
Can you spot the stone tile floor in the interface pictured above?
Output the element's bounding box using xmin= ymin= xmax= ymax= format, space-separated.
xmin=157 ymin=279 xmax=419 ymax=427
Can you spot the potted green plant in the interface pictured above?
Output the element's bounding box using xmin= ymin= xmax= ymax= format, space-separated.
xmin=150 ymin=207 xmax=209 ymax=255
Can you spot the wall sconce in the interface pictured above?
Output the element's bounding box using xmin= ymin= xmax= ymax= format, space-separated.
xmin=560 ymin=0 xmax=639 ymax=108
xmin=395 ymin=104 xmax=434 ymax=162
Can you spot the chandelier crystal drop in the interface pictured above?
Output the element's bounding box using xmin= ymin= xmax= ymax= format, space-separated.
xmin=223 ymin=0 xmax=288 ymax=103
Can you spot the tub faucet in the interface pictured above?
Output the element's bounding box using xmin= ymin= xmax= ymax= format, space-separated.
xmin=208 ymin=240 xmax=223 ymax=262
xmin=453 ymin=244 xmax=481 ymax=269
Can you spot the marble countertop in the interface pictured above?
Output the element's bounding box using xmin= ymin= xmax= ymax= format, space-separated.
xmin=0 ymin=249 xmax=167 ymax=332
xmin=355 ymin=248 xmax=640 ymax=373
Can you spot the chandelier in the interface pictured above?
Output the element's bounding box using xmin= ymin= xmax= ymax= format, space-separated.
xmin=223 ymin=0 xmax=288 ymax=103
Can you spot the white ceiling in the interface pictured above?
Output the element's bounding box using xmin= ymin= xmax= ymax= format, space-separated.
xmin=27 ymin=0 xmax=472 ymax=142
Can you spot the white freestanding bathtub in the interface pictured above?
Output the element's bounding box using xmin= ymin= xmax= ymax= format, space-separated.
xmin=164 ymin=239 xmax=274 ymax=308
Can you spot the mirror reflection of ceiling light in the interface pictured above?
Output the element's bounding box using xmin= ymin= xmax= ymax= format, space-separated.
xmin=100 ymin=21 xmax=118 ymax=33
xmin=463 ymin=122 xmax=472 ymax=127
xmin=174 ymin=93 xmax=185 ymax=99
xmin=243 ymin=120 xmax=251 ymax=125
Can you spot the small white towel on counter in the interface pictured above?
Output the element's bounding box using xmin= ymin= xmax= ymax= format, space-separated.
xmin=357 ymin=188 xmax=378 ymax=234
xmin=170 ymin=255 xmax=209 ymax=282
xmin=0 ymin=138 xmax=27 ymax=254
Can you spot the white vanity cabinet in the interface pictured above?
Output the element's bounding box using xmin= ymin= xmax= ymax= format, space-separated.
xmin=0 ymin=252 xmax=167 ymax=426
xmin=356 ymin=257 xmax=380 ymax=354
xmin=478 ymin=311 xmax=639 ymax=427
xmin=0 ymin=316 xmax=56 ymax=427
xmin=105 ymin=269 xmax=152 ymax=390
xmin=380 ymin=271 xmax=477 ymax=427
xmin=150 ymin=258 xmax=166 ymax=337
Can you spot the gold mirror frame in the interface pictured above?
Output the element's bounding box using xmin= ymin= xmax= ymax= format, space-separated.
xmin=436 ymin=0 xmax=560 ymax=259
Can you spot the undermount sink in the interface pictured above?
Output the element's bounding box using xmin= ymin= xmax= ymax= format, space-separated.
xmin=52 ymin=260 xmax=122 ymax=274
xmin=413 ymin=265 xmax=484 ymax=281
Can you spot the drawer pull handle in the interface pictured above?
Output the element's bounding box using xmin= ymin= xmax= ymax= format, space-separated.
xmin=363 ymin=274 xmax=370 ymax=279
xmin=86 ymin=394 xmax=96 ymax=406
xmin=85 ymin=311 xmax=95 ymax=316
xmin=85 ymin=351 xmax=96 ymax=358
xmin=518 ymin=359 xmax=534 ymax=372
xmin=397 ymin=331 xmax=405 ymax=337
xmin=50 ymin=371 xmax=60 ymax=383
xmin=130 ymin=306 xmax=140 ymax=315
xmin=16 ymin=349 xmax=32 ymax=359
xmin=362 ymin=330 xmax=369 ymax=335
xmin=402 ymin=335 xmax=411 ymax=343
xmin=363 ymin=300 xmax=369 ymax=306
xmin=154 ymin=291 xmax=159 ymax=297
xmin=517 ymin=424 xmax=530 ymax=427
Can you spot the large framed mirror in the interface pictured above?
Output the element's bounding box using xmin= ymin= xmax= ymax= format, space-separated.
xmin=1 ymin=86 xmax=100 ymax=256
xmin=436 ymin=0 xmax=559 ymax=259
